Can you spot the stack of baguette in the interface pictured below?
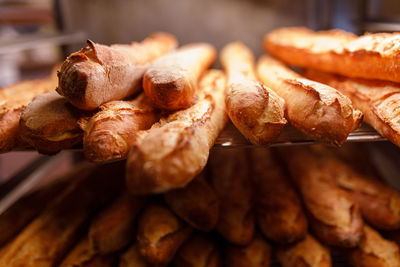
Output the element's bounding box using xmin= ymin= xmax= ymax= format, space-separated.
xmin=1 ymin=145 xmax=400 ymax=267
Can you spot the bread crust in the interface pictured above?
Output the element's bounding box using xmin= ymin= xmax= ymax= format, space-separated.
xmin=277 ymin=234 xmax=332 ymax=267
xmin=126 ymin=70 xmax=228 ymax=194
xmin=349 ymin=225 xmax=400 ymax=267
xmin=304 ymin=69 xmax=400 ymax=148
xmin=250 ymin=148 xmax=307 ymax=244
xmin=19 ymin=91 xmax=86 ymax=155
xmin=208 ymin=148 xmax=255 ymax=246
xmin=164 ymin=172 xmax=219 ymax=232
xmin=119 ymin=244 xmax=149 ymax=267
xmin=264 ymin=27 xmax=400 ymax=83
xmin=220 ymin=41 xmax=286 ymax=144
xmin=57 ymin=33 xmax=177 ymax=110
xmin=257 ymin=56 xmax=362 ymax=146
xmin=279 ymin=147 xmax=364 ymax=247
xmin=136 ymin=204 xmax=192 ymax=265
xmin=79 ymin=94 xmax=159 ymax=162
xmin=143 ymin=43 xmax=216 ymax=110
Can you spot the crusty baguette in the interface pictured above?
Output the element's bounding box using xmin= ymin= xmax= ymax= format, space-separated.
xmin=143 ymin=43 xmax=216 ymax=110
xmin=208 ymin=148 xmax=255 ymax=246
xmin=0 ymin=162 xmax=124 ymax=267
xmin=250 ymin=148 xmax=307 ymax=244
xmin=220 ymin=41 xmax=286 ymax=144
xmin=57 ymin=33 xmax=177 ymax=110
xmin=278 ymin=147 xmax=364 ymax=247
xmin=0 ymin=66 xmax=59 ymax=152
xmin=174 ymin=234 xmax=222 ymax=267
xmin=349 ymin=225 xmax=400 ymax=267
xmin=59 ymin=237 xmax=116 ymax=267
xmin=164 ymin=171 xmax=219 ymax=232
xmin=119 ymin=244 xmax=150 ymax=267
xmin=304 ymin=69 xmax=400 ymax=148
xmin=264 ymin=27 xmax=400 ymax=83
xmin=256 ymin=55 xmax=362 ymax=146
xmin=79 ymin=93 xmax=159 ymax=162
xmin=225 ymin=234 xmax=271 ymax=267
xmin=126 ymin=70 xmax=228 ymax=194
xmin=89 ymin=192 xmax=146 ymax=254
xmin=277 ymin=234 xmax=332 ymax=267
xmin=19 ymin=91 xmax=87 ymax=154
xmin=136 ymin=203 xmax=192 ymax=265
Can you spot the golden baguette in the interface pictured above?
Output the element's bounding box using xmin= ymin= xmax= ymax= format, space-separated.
xmin=220 ymin=41 xmax=286 ymax=144
xmin=19 ymin=91 xmax=88 ymax=155
xmin=59 ymin=237 xmax=116 ymax=267
xmin=0 ymin=162 xmax=124 ymax=267
xmin=256 ymin=55 xmax=362 ymax=146
xmin=225 ymin=234 xmax=271 ymax=267
xmin=277 ymin=234 xmax=332 ymax=267
xmin=264 ymin=27 xmax=400 ymax=83
xmin=119 ymin=244 xmax=150 ymax=267
xmin=143 ymin=43 xmax=216 ymax=110
xmin=174 ymin=233 xmax=222 ymax=267
xmin=79 ymin=93 xmax=159 ymax=162
xmin=164 ymin=172 xmax=219 ymax=232
xmin=250 ymin=148 xmax=307 ymax=244
xmin=0 ymin=65 xmax=59 ymax=152
xmin=126 ymin=70 xmax=228 ymax=194
xmin=279 ymin=147 xmax=364 ymax=247
xmin=349 ymin=225 xmax=400 ymax=267
xmin=304 ymin=69 xmax=400 ymax=148
xmin=89 ymin=192 xmax=146 ymax=254
xmin=208 ymin=148 xmax=255 ymax=245
xmin=136 ymin=203 xmax=192 ymax=265
xmin=57 ymin=33 xmax=177 ymax=110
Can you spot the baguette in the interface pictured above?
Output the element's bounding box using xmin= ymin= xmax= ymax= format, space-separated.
xmin=304 ymin=69 xmax=400 ymax=148
xmin=136 ymin=203 xmax=192 ymax=265
xmin=89 ymin=192 xmax=146 ymax=254
xmin=220 ymin=41 xmax=286 ymax=144
xmin=57 ymin=33 xmax=177 ymax=110
xmin=0 ymin=162 xmax=124 ymax=266
xmin=349 ymin=225 xmax=400 ymax=267
xmin=208 ymin=148 xmax=255 ymax=245
xmin=59 ymin=237 xmax=116 ymax=267
xmin=79 ymin=93 xmax=159 ymax=162
xmin=174 ymin=234 xmax=222 ymax=267
xmin=19 ymin=91 xmax=87 ymax=154
xmin=278 ymin=147 xmax=364 ymax=247
xmin=256 ymin=55 xmax=362 ymax=146
xmin=143 ymin=43 xmax=216 ymax=110
xmin=277 ymin=234 xmax=331 ymax=267
xmin=264 ymin=27 xmax=400 ymax=83
xmin=119 ymin=244 xmax=149 ymax=267
xmin=126 ymin=70 xmax=228 ymax=194
xmin=0 ymin=66 xmax=58 ymax=152
xmin=225 ymin=234 xmax=271 ymax=267
xmin=250 ymin=148 xmax=307 ymax=244
xmin=164 ymin=171 xmax=219 ymax=232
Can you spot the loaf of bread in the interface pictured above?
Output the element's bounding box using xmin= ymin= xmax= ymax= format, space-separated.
xmin=136 ymin=204 xmax=192 ymax=265
xmin=19 ymin=91 xmax=86 ymax=155
xmin=143 ymin=43 xmax=216 ymax=110
xmin=164 ymin=172 xmax=220 ymax=232
xmin=264 ymin=27 xmax=400 ymax=83
xmin=250 ymin=148 xmax=307 ymax=244
xmin=220 ymin=41 xmax=286 ymax=144
xmin=279 ymin=147 xmax=364 ymax=247
xmin=304 ymin=69 xmax=400 ymax=148
xmin=126 ymin=70 xmax=228 ymax=194
xmin=257 ymin=55 xmax=362 ymax=146
xmin=57 ymin=33 xmax=177 ymax=110
xmin=119 ymin=244 xmax=149 ymax=267
xmin=79 ymin=93 xmax=159 ymax=162
xmin=208 ymin=148 xmax=255 ymax=246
